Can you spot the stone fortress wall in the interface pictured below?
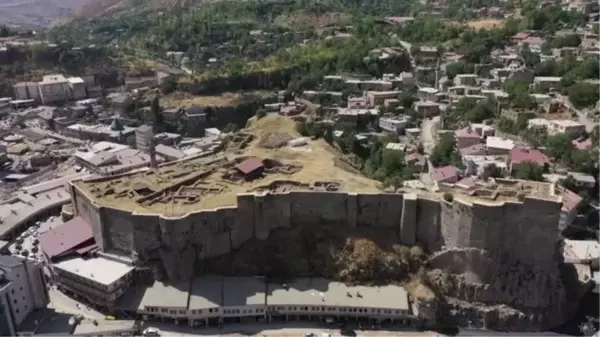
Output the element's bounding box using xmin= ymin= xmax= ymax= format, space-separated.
xmin=68 ymin=181 xmax=562 ymax=282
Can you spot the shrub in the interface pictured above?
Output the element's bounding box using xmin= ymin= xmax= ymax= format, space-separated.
xmin=443 ymin=192 xmax=454 ymax=203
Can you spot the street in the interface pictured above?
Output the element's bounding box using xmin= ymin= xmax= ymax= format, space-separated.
xmin=145 ymin=321 xmax=438 ymax=337
xmin=419 ymin=116 xmax=440 ymax=155
xmin=47 ymin=287 xmax=105 ymax=320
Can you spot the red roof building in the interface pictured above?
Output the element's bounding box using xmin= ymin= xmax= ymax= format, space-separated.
xmin=38 ymin=216 xmax=96 ymax=263
xmin=433 ymin=165 xmax=460 ymax=184
xmin=509 ymin=147 xmax=550 ymax=174
xmin=234 ymin=158 xmax=265 ymax=180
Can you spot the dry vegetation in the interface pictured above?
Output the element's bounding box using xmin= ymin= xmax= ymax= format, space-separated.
xmin=463 ymin=18 xmax=505 ymax=30
xmin=162 ymin=91 xmax=270 ymax=108
xmin=273 ymin=11 xmax=352 ymax=29
xmin=203 ymin=221 xmax=428 ymax=287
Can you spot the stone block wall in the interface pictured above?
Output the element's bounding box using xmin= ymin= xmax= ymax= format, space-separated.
xmin=69 ymin=183 xmax=564 ymax=282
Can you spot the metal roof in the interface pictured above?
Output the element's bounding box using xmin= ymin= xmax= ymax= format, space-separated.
xmin=38 ymin=216 xmax=94 ymax=260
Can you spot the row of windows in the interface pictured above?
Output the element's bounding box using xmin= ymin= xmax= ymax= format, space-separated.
xmin=146 ymin=307 xmax=219 ymax=315
xmin=144 ymin=306 xmax=405 ymax=316
xmin=224 ymin=308 xmax=265 ymax=314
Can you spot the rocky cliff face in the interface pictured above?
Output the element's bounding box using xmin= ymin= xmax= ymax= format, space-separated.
xmin=422 ymin=247 xmax=585 ymax=331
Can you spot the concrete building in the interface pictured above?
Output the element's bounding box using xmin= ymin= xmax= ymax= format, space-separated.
xmin=38 ymin=74 xmax=70 ymax=105
xmin=365 ymin=91 xmax=401 ymax=107
xmin=68 ymin=77 xmax=86 ymax=100
xmin=414 ymin=101 xmax=440 ymax=117
xmin=125 ymin=277 xmax=413 ymax=326
xmin=527 ymin=119 xmax=586 ymax=138
xmin=454 ymin=74 xmax=477 ymax=86
xmin=73 ymin=141 xmax=159 ymax=176
xmin=13 ymin=82 xmax=40 ymax=101
xmin=266 ymin=278 xmax=412 ymax=323
xmin=53 ymin=256 xmax=134 ymax=309
xmin=379 ymin=116 xmax=410 ymax=134
xmin=65 ymin=119 xmax=136 ymax=143
xmin=534 ymin=76 xmax=562 ymax=91
xmin=486 ymin=136 xmax=515 ymax=155
xmin=463 ymin=155 xmax=508 ymax=177
xmin=0 ymin=256 xmax=49 ymax=335
xmin=454 ymin=127 xmax=481 ymax=149
xmin=136 ymin=125 xmax=154 ymax=151
xmin=0 ymin=173 xmax=88 ymax=240
xmin=417 ymin=87 xmax=439 ymax=102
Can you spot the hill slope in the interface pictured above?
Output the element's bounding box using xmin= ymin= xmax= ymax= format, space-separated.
xmin=68 ymin=0 xmax=194 ymax=20
xmin=0 ymin=0 xmax=88 ymax=28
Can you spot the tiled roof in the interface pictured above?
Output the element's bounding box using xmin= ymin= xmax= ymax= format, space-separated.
xmin=433 ymin=165 xmax=459 ymax=182
xmin=509 ymin=147 xmax=550 ymax=166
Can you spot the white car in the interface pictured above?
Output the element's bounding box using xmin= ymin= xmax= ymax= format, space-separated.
xmin=143 ymin=327 xmax=160 ymax=336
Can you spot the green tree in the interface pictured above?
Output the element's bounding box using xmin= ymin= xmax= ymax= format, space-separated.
xmin=481 ymin=163 xmax=503 ymax=180
xmin=256 ymin=108 xmax=267 ymax=119
xmin=545 ymin=133 xmax=573 ymax=165
xmin=323 ymin=125 xmax=334 ymax=144
xmin=515 ymin=162 xmax=545 ymax=181
xmin=430 ymin=134 xmax=461 ymax=167
xmin=567 ymin=82 xmax=599 ymax=109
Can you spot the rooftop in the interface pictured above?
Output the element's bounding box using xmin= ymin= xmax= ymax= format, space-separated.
xmin=38 ymin=216 xmax=94 ymax=260
xmin=510 ymin=147 xmax=550 ymax=166
xmin=486 ymin=136 xmax=515 ymax=150
xmin=72 ymin=115 xmax=380 ymax=216
xmin=53 ymin=257 xmax=134 ymax=286
xmin=267 ymin=278 xmax=409 ymax=310
xmin=139 ymin=280 xmax=190 ymax=309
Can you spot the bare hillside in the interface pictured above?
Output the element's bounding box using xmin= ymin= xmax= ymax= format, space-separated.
xmin=68 ymin=0 xmax=194 ymax=20
xmin=0 ymin=0 xmax=88 ymax=28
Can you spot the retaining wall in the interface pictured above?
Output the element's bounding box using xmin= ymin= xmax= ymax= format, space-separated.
xmin=69 ymin=183 xmax=564 ymax=281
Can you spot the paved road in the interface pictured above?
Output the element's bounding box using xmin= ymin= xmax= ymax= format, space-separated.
xmin=419 ymin=116 xmax=440 ymax=155
xmin=47 ymin=287 xmax=105 ymax=320
xmin=149 ymin=321 xmax=437 ymax=337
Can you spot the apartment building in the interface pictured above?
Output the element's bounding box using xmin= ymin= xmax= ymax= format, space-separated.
xmin=533 ymin=76 xmax=562 ymax=91
xmin=365 ymin=91 xmax=401 ymax=107
xmin=379 ymin=116 xmax=410 ymax=134
xmin=0 ymin=256 xmax=49 ymax=336
xmin=39 ymin=74 xmax=70 ymax=105
xmin=53 ymin=256 xmax=134 ymax=309
xmin=454 ymin=74 xmax=477 ymax=86
xmin=414 ymin=101 xmax=440 ymax=117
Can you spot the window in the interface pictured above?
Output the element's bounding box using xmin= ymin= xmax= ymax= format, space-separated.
xmin=395 ymin=310 xmax=400 ymax=314
xmin=19 ymin=287 xmax=23 ymax=291
xmin=13 ymin=299 xmax=17 ymax=304
xmin=16 ymin=309 xmax=19 ymax=314
xmin=161 ymin=308 xmax=168 ymax=313
xmin=11 ymin=290 xmax=14 ymax=294
xmin=197 ymin=310 xmax=202 ymax=314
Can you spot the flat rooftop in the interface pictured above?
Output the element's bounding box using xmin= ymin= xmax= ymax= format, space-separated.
xmin=73 ymin=115 xmax=380 ymax=216
xmin=53 ymin=257 xmax=134 ymax=286
xmin=139 ymin=280 xmax=190 ymax=309
xmin=267 ymin=278 xmax=409 ymax=310
xmin=124 ymin=277 xmax=410 ymax=312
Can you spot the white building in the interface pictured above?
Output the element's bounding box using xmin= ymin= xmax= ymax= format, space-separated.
xmin=454 ymin=74 xmax=477 ymax=86
xmin=0 ymin=256 xmax=49 ymax=335
xmin=379 ymin=116 xmax=410 ymax=134
xmin=53 ymin=256 xmax=134 ymax=309
xmin=38 ymin=74 xmax=70 ymax=105
xmin=486 ymin=136 xmax=515 ymax=155
xmin=68 ymin=77 xmax=87 ymax=100
xmin=463 ymin=155 xmax=508 ymax=177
